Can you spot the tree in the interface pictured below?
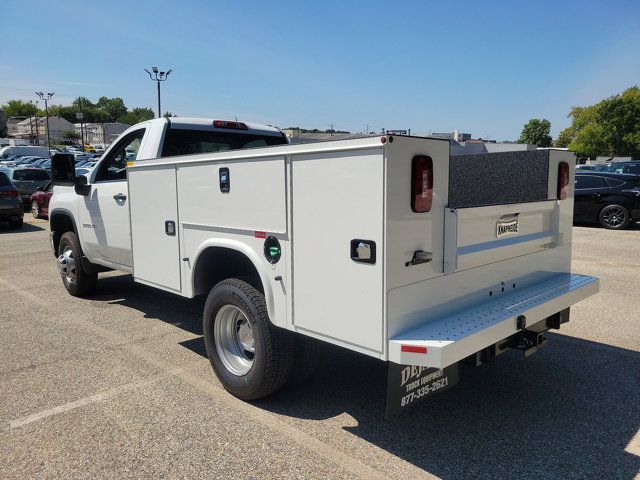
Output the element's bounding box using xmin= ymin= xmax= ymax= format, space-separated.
xmin=556 ymin=86 xmax=640 ymax=158
xmin=1 ymin=99 xmax=38 ymax=117
xmin=61 ymin=129 xmax=81 ymax=144
xmin=96 ymin=97 xmax=127 ymax=122
xmin=163 ymin=111 xmax=176 ymax=118
xmin=518 ymin=118 xmax=552 ymax=147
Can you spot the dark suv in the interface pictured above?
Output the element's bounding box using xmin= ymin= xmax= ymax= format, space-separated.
xmin=0 ymin=167 xmax=51 ymax=205
xmin=574 ymin=172 xmax=640 ymax=229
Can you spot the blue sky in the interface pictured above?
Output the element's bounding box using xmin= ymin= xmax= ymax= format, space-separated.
xmin=2 ymin=0 xmax=639 ymax=139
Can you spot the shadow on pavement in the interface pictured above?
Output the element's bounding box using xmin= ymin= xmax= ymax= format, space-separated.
xmin=0 ymin=222 xmax=45 ymax=233
xmin=88 ymin=273 xmax=639 ymax=479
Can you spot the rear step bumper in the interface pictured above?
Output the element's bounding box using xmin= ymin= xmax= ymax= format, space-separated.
xmin=389 ymin=273 xmax=598 ymax=369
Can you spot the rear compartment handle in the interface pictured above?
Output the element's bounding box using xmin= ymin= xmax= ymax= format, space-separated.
xmin=406 ymin=250 xmax=432 ymax=267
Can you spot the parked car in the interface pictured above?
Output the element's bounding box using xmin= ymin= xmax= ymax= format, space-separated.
xmin=574 ymin=172 xmax=640 ymax=229
xmin=6 ymin=156 xmax=43 ymax=168
xmin=0 ymin=167 xmax=51 ymax=205
xmin=29 ymin=181 xmax=53 ymax=219
xmin=600 ymin=161 xmax=640 ymax=175
xmin=0 ymin=172 xmax=24 ymax=228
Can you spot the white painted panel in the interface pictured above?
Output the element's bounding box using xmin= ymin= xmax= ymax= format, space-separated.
xmin=177 ymin=157 xmax=286 ymax=234
xmin=292 ymin=149 xmax=384 ymax=354
xmin=387 ymin=244 xmax=573 ymax=340
xmin=384 ymin=138 xmax=450 ymax=290
xmin=129 ymin=166 xmax=181 ymax=292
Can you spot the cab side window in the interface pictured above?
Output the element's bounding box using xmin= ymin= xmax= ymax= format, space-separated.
xmin=96 ymin=130 xmax=145 ymax=182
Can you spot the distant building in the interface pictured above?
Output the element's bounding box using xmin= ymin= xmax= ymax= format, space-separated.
xmin=74 ymin=122 xmax=130 ymax=145
xmin=432 ymin=130 xmax=472 ymax=142
xmin=7 ymin=116 xmax=28 ymax=137
xmin=14 ymin=116 xmax=73 ymax=143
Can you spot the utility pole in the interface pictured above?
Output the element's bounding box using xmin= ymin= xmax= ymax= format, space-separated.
xmin=329 ymin=124 xmax=334 ymax=136
xmin=35 ymin=91 xmax=54 ymax=155
xmin=145 ymin=67 xmax=172 ymax=118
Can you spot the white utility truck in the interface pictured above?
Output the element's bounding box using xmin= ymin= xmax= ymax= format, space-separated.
xmin=50 ymin=117 xmax=598 ymax=415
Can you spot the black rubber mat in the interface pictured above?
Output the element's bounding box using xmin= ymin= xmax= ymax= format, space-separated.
xmin=448 ymin=150 xmax=550 ymax=208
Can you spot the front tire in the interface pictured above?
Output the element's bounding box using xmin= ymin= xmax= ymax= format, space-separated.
xmin=57 ymin=232 xmax=98 ymax=297
xmin=203 ymin=279 xmax=293 ymax=400
xmin=599 ymin=204 xmax=630 ymax=229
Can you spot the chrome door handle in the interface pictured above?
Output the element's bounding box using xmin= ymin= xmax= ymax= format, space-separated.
xmin=113 ymin=193 xmax=127 ymax=201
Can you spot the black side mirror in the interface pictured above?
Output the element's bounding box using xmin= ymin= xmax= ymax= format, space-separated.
xmin=51 ymin=153 xmax=75 ymax=186
xmin=74 ymin=174 xmax=90 ymax=196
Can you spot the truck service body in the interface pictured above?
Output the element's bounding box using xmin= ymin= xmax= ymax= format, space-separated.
xmin=49 ymin=118 xmax=598 ymax=414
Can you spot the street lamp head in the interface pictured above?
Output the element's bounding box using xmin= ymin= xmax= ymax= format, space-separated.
xmin=152 ymin=66 xmax=159 ymax=73
xmin=166 ymin=69 xmax=172 ymax=76
xmin=47 ymin=93 xmax=54 ymax=98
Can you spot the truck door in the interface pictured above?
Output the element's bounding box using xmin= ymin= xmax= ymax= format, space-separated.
xmin=78 ymin=129 xmax=146 ymax=267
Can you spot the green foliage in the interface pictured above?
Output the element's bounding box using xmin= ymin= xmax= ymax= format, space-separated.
xmin=163 ymin=111 xmax=176 ymax=118
xmin=2 ymin=99 xmax=38 ymax=117
xmin=558 ymin=86 xmax=640 ymax=158
xmin=518 ymin=118 xmax=552 ymax=147
xmin=61 ymin=129 xmax=80 ymax=140
xmin=2 ymin=96 xmax=158 ymax=126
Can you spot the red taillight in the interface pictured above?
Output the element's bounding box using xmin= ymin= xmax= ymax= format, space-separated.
xmin=411 ymin=155 xmax=433 ymax=213
xmin=401 ymin=345 xmax=428 ymax=354
xmin=557 ymin=162 xmax=569 ymax=200
xmin=254 ymin=231 xmax=266 ymax=239
xmin=0 ymin=189 xmax=19 ymax=198
xmin=214 ymin=120 xmax=249 ymax=130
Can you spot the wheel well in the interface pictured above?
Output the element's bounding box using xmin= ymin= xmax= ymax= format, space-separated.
xmin=193 ymin=247 xmax=263 ymax=296
xmin=50 ymin=212 xmax=76 ymax=256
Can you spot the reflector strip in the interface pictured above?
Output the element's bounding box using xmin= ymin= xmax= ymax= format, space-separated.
xmin=255 ymin=231 xmax=267 ymax=239
xmin=401 ymin=345 xmax=427 ymax=354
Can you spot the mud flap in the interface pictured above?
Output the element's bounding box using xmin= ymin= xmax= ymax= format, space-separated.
xmin=385 ymin=362 xmax=459 ymax=417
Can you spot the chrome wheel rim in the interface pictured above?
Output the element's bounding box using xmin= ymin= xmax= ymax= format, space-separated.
xmin=57 ymin=247 xmax=76 ymax=284
xmin=214 ymin=304 xmax=255 ymax=376
xmin=31 ymin=201 xmax=39 ymax=218
xmin=603 ymin=207 xmax=625 ymax=228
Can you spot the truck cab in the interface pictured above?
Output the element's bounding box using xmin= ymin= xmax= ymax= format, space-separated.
xmin=49 ymin=118 xmax=288 ymax=271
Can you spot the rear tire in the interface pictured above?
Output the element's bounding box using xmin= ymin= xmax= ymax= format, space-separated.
xmin=57 ymin=232 xmax=98 ymax=297
xmin=203 ymin=279 xmax=293 ymax=400
xmin=598 ymin=204 xmax=630 ymax=229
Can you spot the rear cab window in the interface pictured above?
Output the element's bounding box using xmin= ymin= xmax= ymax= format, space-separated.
xmin=161 ymin=129 xmax=287 ymax=158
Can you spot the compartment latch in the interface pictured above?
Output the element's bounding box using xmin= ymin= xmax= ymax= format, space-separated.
xmin=405 ymin=250 xmax=433 ymax=267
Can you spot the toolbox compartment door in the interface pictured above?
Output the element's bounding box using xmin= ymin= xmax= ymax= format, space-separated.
xmin=291 ymin=149 xmax=384 ymax=354
xmin=128 ymin=165 xmax=182 ymax=293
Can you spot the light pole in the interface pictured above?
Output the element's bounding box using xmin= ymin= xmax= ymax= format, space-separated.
xmin=144 ymin=67 xmax=172 ymax=118
xmin=35 ymin=91 xmax=54 ymax=155
xmin=76 ymin=112 xmax=84 ymax=150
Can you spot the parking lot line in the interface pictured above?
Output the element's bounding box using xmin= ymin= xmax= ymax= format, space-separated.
xmin=9 ymin=370 xmax=177 ymax=429
xmin=0 ymin=275 xmax=409 ymax=480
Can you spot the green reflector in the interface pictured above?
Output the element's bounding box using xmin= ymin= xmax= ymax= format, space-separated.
xmin=269 ymin=246 xmax=279 ymax=256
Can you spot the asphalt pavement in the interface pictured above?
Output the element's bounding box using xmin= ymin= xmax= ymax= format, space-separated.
xmin=0 ymin=217 xmax=638 ymax=479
